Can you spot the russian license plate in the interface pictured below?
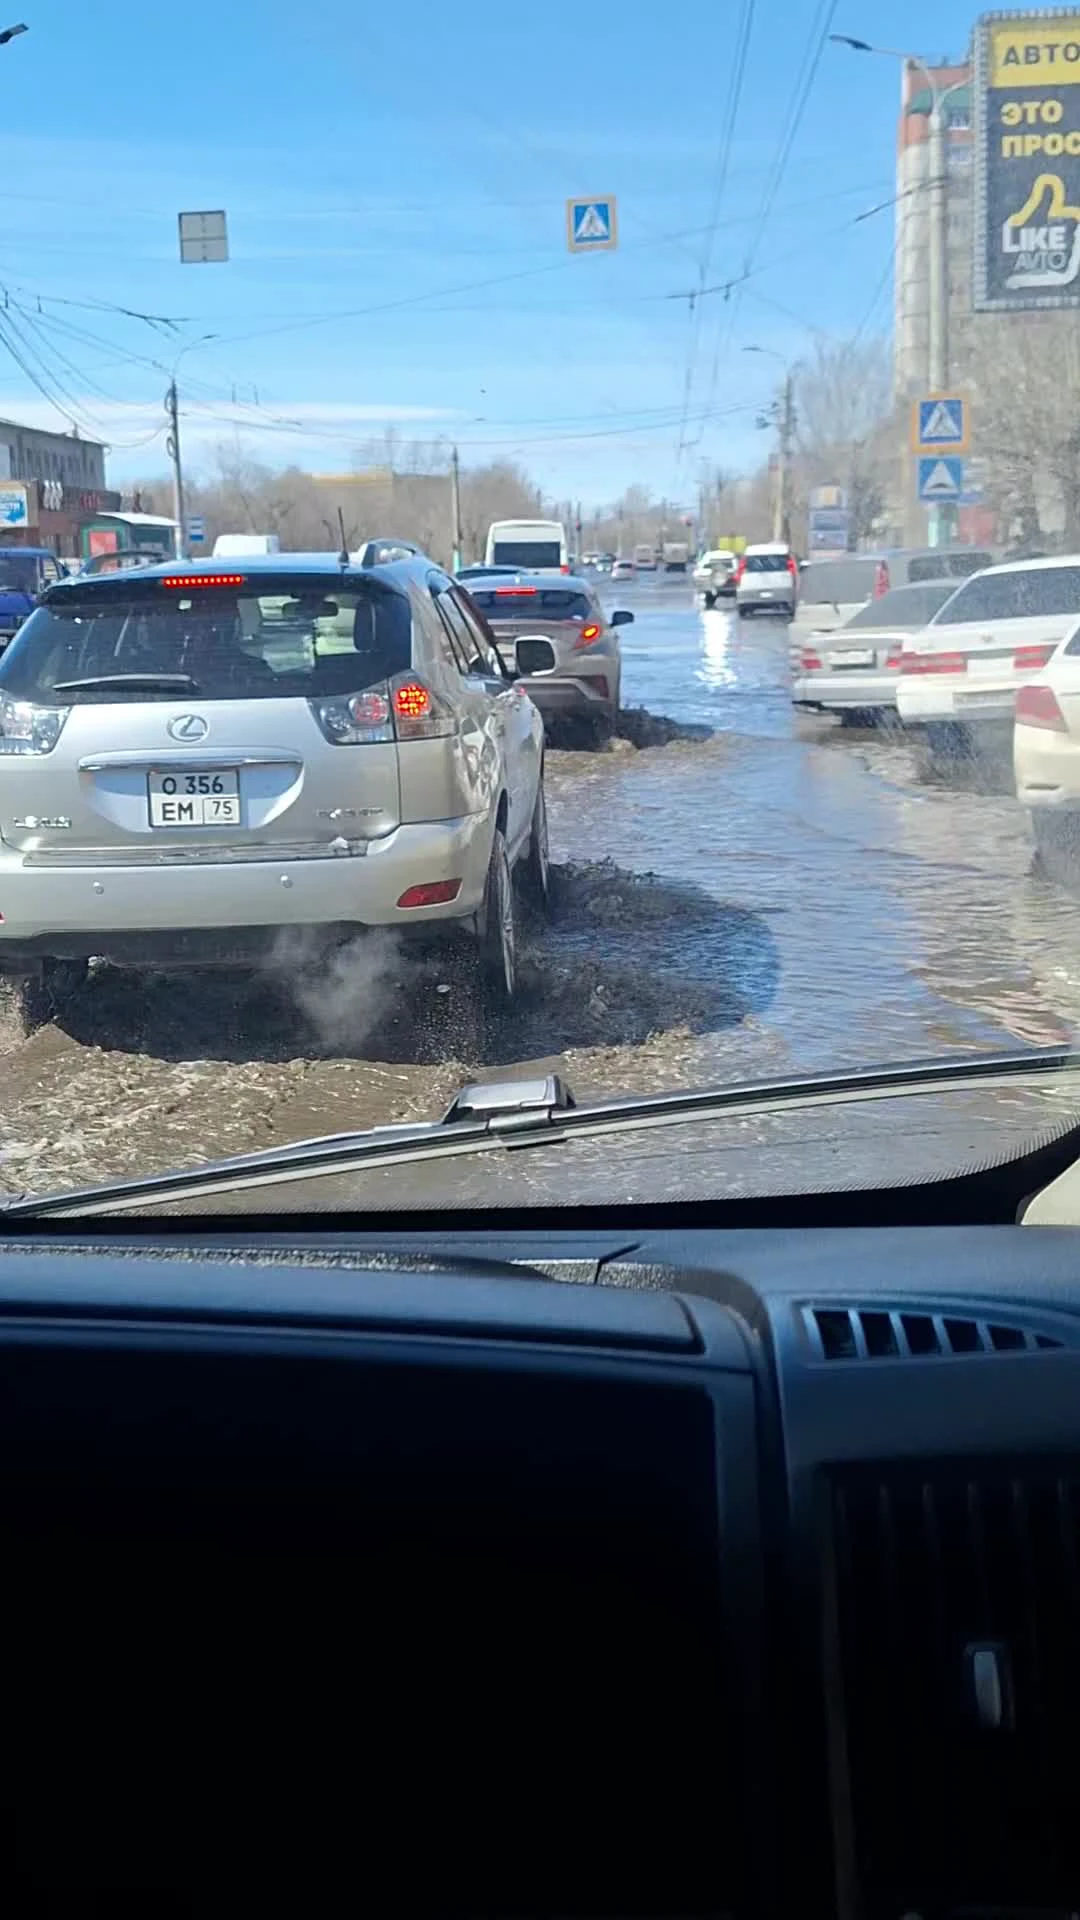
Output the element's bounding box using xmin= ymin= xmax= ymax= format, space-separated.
xmin=967 ymin=654 xmax=1003 ymax=679
xmin=148 ymin=768 xmax=240 ymax=828
xmin=956 ymin=689 xmax=1009 ymax=709
xmin=830 ymin=649 xmax=874 ymax=669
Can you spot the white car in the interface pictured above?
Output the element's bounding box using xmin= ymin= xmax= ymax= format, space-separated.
xmin=896 ymin=555 xmax=1080 ymax=747
xmin=1014 ymin=618 xmax=1080 ymax=884
xmin=735 ymin=542 xmax=797 ymax=618
xmin=692 ymin=550 xmax=738 ymax=603
xmin=791 ymin=579 xmax=961 ymax=720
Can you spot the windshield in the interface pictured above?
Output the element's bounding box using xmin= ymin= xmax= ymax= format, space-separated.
xmin=0 ymin=579 xmax=411 ymax=702
xmin=4 ymin=18 xmax=1080 ymax=1215
xmin=930 ymin=567 xmax=1080 ymax=624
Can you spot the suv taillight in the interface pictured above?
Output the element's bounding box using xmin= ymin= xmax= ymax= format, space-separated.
xmin=391 ymin=676 xmax=456 ymax=740
xmin=733 ymin=559 xmax=746 ymax=584
xmin=0 ymin=693 xmax=69 ymax=755
xmin=311 ymin=676 xmax=456 ymax=744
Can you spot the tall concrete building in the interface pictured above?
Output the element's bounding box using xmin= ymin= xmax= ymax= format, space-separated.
xmin=893 ymin=59 xmax=973 ymax=398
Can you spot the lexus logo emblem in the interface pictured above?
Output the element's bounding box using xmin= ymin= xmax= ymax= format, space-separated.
xmin=168 ymin=713 xmax=209 ymax=742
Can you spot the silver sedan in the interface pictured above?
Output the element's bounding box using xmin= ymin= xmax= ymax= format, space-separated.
xmin=790 ymin=579 xmax=961 ymax=721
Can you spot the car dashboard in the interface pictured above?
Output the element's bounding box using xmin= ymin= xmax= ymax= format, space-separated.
xmin=5 ymin=1220 xmax=1080 ymax=1918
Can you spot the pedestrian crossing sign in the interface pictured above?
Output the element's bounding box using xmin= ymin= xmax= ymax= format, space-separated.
xmin=567 ymin=197 xmax=618 ymax=252
xmin=911 ymin=394 xmax=969 ymax=454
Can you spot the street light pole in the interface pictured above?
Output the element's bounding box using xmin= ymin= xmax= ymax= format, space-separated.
xmin=164 ymin=335 xmax=217 ymax=563
xmin=743 ymin=345 xmax=794 ymax=544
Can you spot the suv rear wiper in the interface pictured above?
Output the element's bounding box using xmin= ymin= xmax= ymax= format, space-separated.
xmin=51 ymin=673 xmax=201 ymax=693
xmin=6 ymin=1048 xmax=1080 ymax=1218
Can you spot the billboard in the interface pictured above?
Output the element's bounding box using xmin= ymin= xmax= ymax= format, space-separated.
xmin=975 ymin=10 xmax=1080 ymax=310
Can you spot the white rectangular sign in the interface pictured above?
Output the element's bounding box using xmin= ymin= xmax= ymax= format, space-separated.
xmin=178 ymin=210 xmax=229 ymax=264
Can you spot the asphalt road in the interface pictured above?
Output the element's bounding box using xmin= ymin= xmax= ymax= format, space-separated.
xmin=1 ymin=573 xmax=1079 ymax=1200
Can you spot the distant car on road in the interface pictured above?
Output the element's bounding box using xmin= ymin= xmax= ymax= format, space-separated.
xmin=735 ymin=542 xmax=798 ymax=618
xmin=611 ymin=557 xmax=636 ymax=581
xmin=464 ymin=570 xmax=632 ymax=739
xmin=693 ymin=550 xmax=738 ymax=604
xmin=632 ymin=543 xmax=657 ymax=572
xmin=795 ymin=546 xmax=997 ymax=636
xmin=0 ymin=553 xmax=551 ymax=1026
xmin=897 ymin=554 xmax=1080 ymax=751
xmin=790 ymin=579 xmax=962 ymax=722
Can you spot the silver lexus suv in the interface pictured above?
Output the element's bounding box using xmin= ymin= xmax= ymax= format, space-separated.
xmin=0 ymin=555 xmax=550 ymax=1024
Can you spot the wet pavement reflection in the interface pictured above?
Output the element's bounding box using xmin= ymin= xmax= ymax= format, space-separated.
xmin=2 ymin=573 xmax=1079 ymax=1195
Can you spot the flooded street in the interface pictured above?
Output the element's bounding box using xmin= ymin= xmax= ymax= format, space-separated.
xmin=3 ymin=574 xmax=1080 ymax=1197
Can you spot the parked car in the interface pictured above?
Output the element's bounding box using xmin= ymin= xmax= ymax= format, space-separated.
xmin=0 ymin=553 xmax=551 ymax=1024
xmin=1014 ymin=615 xmax=1080 ymax=885
xmin=611 ymin=557 xmax=636 ymax=581
xmin=693 ymin=550 xmax=738 ymax=604
xmin=735 ymin=543 xmax=798 ymax=618
xmin=790 ymin=579 xmax=962 ymax=721
xmin=464 ymin=571 xmax=631 ymax=738
xmin=794 ymin=546 xmax=996 ymax=637
xmin=0 ymin=548 xmax=68 ymax=650
xmin=896 ymin=555 xmax=1080 ymax=750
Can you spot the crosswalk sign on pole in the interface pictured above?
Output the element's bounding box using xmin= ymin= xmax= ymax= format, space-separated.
xmin=566 ymin=197 xmax=618 ymax=252
xmin=911 ymin=395 xmax=969 ymax=454
xmin=917 ymin=456 xmax=965 ymax=501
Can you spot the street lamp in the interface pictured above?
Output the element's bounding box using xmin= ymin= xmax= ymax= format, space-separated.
xmin=743 ymin=346 xmax=795 ymax=543
xmin=831 ymin=34 xmax=967 ymax=545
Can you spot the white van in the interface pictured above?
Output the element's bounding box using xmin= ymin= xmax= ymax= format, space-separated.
xmin=211 ymin=533 xmax=281 ymax=558
xmin=484 ymin=519 xmax=568 ymax=573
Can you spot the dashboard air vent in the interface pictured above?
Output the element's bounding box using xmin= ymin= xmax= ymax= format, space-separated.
xmin=822 ymin=1461 xmax=1080 ymax=1910
xmin=805 ymin=1304 xmax=1062 ymax=1361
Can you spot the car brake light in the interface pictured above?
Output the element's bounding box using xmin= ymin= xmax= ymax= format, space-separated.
xmin=733 ymin=559 xmax=745 ymax=584
xmin=787 ymin=554 xmax=797 ymax=575
xmin=1013 ymin=644 xmax=1055 ymax=672
xmin=800 ymin=650 xmax=822 ymax=671
xmin=885 ymin=648 xmax=903 ymax=669
xmin=901 ymin=651 xmax=968 ymax=675
xmin=397 ymin=879 xmax=463 ymax=908
xmin=496 ymin=585 xmax=536 ymax=595
xmin=560 ymin=564 xmax=570 ymax=574
xmin=1016 ymin=683 xmax=1067 ymax=731
xmin=873 ymin=561 xmax=889 ymax=598
xmin=574 ymin=622 xmax=602 ymax=649
xmin=161 ymin=574 xmax=246 ymax=589
xmin=391 ymin=675 xmax=455 ymax=740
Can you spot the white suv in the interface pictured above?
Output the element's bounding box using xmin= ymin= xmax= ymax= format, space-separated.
xmin=735 ymin=543 xmax=797 ymax=618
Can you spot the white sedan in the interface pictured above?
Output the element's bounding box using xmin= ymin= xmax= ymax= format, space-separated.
xmin=896 ymin=555 xmax=1080 ymax=746
xmin=1014 ymin=617 xmax=1080 ymax=884
xmin=790 ymin=579 xmax=960 ymax=720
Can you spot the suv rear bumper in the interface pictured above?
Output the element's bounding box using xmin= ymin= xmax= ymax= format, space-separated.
xmin=0 ymin=814 xmax=493 ymax=964
xmin=522 ymin=672 xmax=617 ymax=716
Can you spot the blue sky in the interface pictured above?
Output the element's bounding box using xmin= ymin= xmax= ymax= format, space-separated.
xmin=0 ymin=0 xmax=977 ymax=506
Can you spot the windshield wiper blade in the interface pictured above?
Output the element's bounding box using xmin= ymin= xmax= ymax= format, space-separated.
xmin=6 ymin=1049 xmax=1080 ymax=1219
xmin=51 ymin=673 xmax=201 ymax=693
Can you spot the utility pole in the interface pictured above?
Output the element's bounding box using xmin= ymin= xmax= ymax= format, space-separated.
xmin=926 ymin=90 xmax=954 ymax=548
xmin=450 ymin=445 xmax=463 ymax=571
xmin=165 ymin=380 xmax=186 ymax=562
xmin=774 ymin=371 xmax=795 ymax=544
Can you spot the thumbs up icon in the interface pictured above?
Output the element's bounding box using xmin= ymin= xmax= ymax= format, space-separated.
xmin=1003 ymin=173 xmax=1080 ymax=289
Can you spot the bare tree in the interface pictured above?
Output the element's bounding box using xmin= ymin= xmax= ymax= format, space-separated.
xmin=787 ymin=335 xmax=894 ymax=546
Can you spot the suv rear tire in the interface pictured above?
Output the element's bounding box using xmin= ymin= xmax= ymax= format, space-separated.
xmin=476 ymin=826 xmax=516 ymax=1007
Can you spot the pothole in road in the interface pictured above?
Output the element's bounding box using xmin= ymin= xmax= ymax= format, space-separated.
xmin=547 ymin=706 xmax=716 ymax=755
xmin=0 ymin=861 xmax=778 ymax=1072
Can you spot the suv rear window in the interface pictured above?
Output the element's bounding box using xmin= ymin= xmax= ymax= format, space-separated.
xmin=470 ymin=589 xmax=592 ymax=619
xmin=930 ymin=566 xmax=1080 ymax=624
xmin=743 ymin=553 xmax=790 ymax=572
xmin=798 ymin=557 xmax=878 ymax=603
xmin=906 ymin=550 xmax=994 ymax=583
xmin=0 ymin=576 xmax=412 ymax=703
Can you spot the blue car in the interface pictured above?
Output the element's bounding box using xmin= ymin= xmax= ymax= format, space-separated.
xmin=0 ymin=548 xmax=67 ymax=649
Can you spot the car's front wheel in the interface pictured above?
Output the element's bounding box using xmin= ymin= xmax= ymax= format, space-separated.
xmin=475 ymin=825 xmax=516 ymax=1006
